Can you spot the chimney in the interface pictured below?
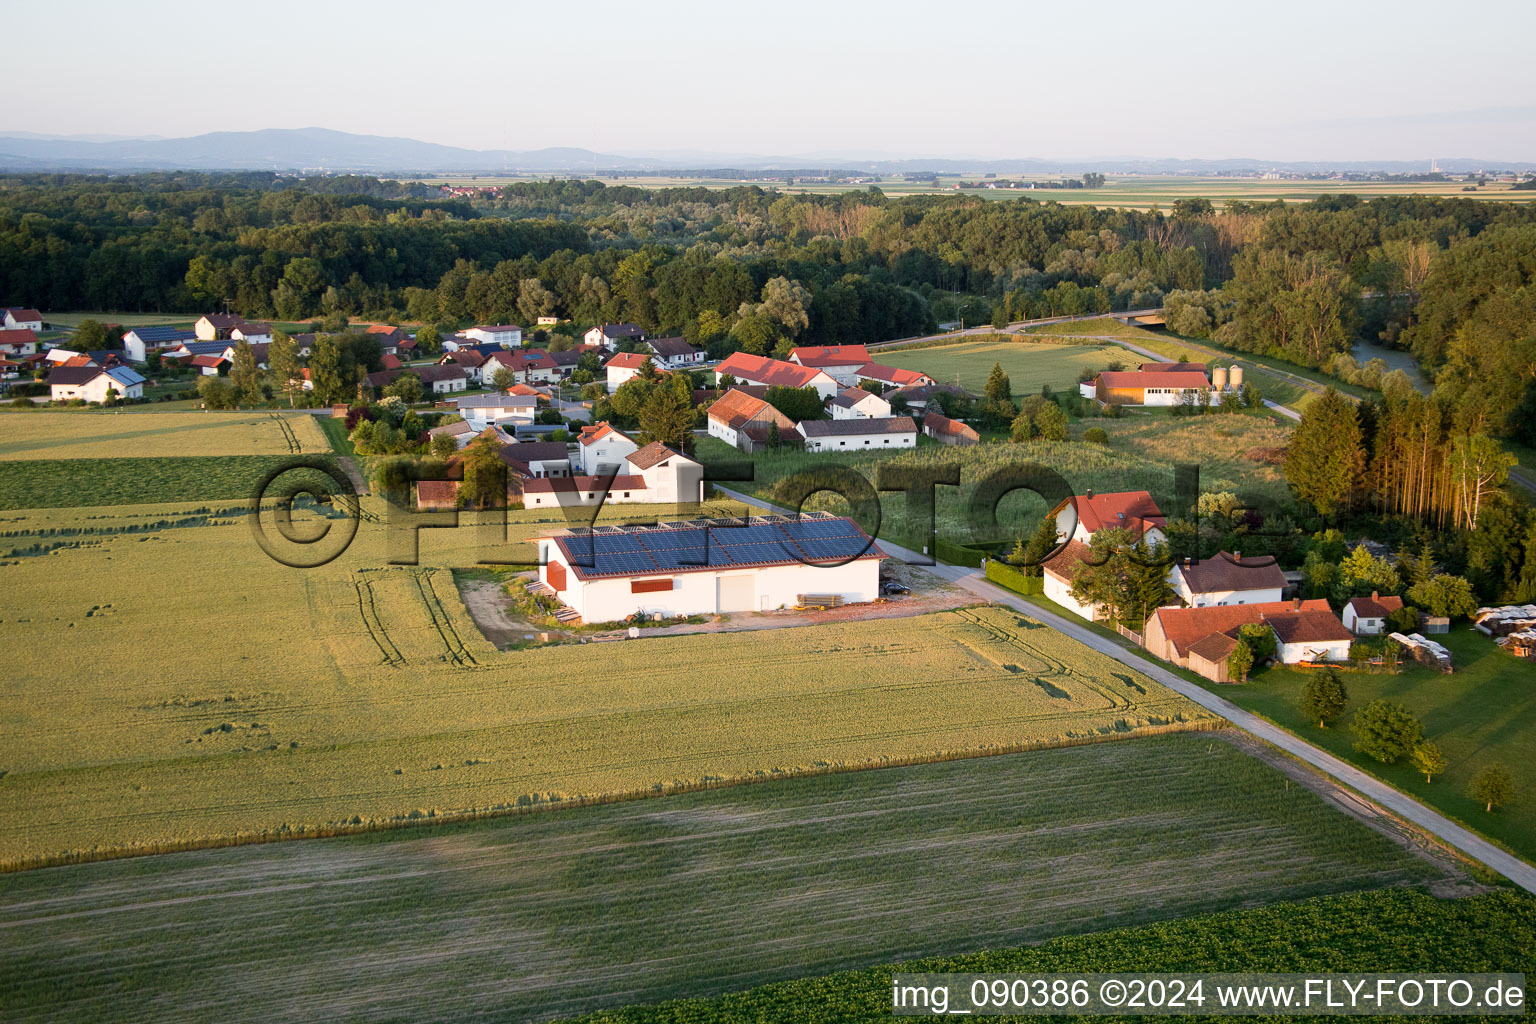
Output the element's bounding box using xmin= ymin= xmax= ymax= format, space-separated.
xmin=1184 ymin=557 xmax=1192 ymax=568
xmin=1233 ymin=550 xmax=1241 ymax=562
xmin=1371 ymin=590 xmax=1379 ymax=600
xmin=1085 ymin=488 xmax=1094 ymax=499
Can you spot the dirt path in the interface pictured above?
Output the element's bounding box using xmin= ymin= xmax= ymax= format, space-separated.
xmin=455 ymin=577 xmax=550 ymax=648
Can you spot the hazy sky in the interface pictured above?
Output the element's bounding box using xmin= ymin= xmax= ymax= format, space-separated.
xmin=7 ymin=0 xmax=1534 ymax=161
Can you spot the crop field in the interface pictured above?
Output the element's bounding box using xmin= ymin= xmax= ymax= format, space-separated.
xmin=698 ymin=408 xmax=1293 ymax=551
xmin=0 ymin=734 xmax=1449 ymax=1023
xmin=877 ymin=340 xmax=1144 ymax=394
xmin=0 ymin=455 xmax=329 ymax=509
xmin=1225 ymin=628 xmax=1536 ymax=864
xmin=0 ymin=498 xmax=1214 ymax=867
xmin=545 ymin=889 xmax=1534 ymax=1024
xmin=0 ymin=411 xmax=327 ymax=460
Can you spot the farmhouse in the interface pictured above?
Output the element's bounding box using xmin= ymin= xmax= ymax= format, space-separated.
xmin=1040 ymin=539 xmax=1104 ymax=620
xmin=1089 ymin=369 xmax=1211 ymax=407
xmin=830 ymin=387 xmax=891 ymax=420
xmin=1171 ymin=552 xmax=1286 ymax=607
xmin=1343 ymin=592 xmax=1405 ymax=635
xmin=788 ymin=345 xmax=873 ymax=386
xmin=584 ymin=322 xmax=646 ymax=351
xmin=1143 ymin=598 xmax=1347 ymax=681
xmin=922 ymin=411 xmax=979 ymax=446
xmin=707 ymin=387 xmax=796 ymax=452
xmin=853 ymin=363 xmax=934 ymax=390
xmin=524 ymin=442 xmax=703 ymax=508
xmin=796 ymin=416 xmax=917 ymax=452
xmin=537 ymin=512 xmax=885 ymax=621
xmin=715 ymin=352 xmax=839 ymax=400
xmin=122 ymin=326 xmax=195 ymax=363
xmin=464 ymin=324 xmax=523 ymax=348
xmin=0 ymin=328 xmax=39 ymax=357
xmin=606 ymin=351 xmax=665 ymax=392
xmin=454 ymin=392 xmax=538 ymax=428
xmin=1051 ymin=490 xmax=1167 ymax=546
xmin=47 ymin=364 xmax=145 ymax=402
xmin=2 ymin=307 xmax=43 ymax=331
xmin=577 ymin=421 xmax=639 ymax=474
xmin=644 ymin=336 xmax=704 ymax=368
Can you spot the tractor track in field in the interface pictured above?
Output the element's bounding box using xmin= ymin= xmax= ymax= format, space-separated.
xmin=414 ymin=569 xmax=479 ymax=667
xmin=268 ymin=413 xmax=302 ymax=454
xmin=353 ymin=575 xmax=405 ymax=666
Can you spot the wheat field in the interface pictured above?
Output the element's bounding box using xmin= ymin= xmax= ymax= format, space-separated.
xmin=0 ymin=411 xmax=328 ymax=459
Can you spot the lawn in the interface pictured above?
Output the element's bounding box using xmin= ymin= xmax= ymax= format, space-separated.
xmin=877 ymin=339 xmax=1144 ymax=394
xmin=549 ymin=889 xmax=1536 ymax=1024
xmin=0 ymin=500 xmax=1214 ymax=867
xmin=0 ymin=410 xmax=327 ymax=460
xmin=1218 ymin=627 xmax=1536 ymax=864
xmin=314 ymin=411 xmax=356 ymax=455
xmin=0 ymin=734 xmax=1448 ymax=1023
xmin=697 ymin=409 xmax=1293 ymax=552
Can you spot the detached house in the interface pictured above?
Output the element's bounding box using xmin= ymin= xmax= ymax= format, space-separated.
xmin=606 ymin=351 xmax=663 ymax=393
xmin=789 ymin=345 xmax=872 ymax=386
xmin=577 ymin=422 xmax=640 ymax=474
xmin=194 ymin=313 xmax=251 ymax=341
xmin=1051 ymin=490 xmax=1167 ymax=546
xmin=715 ymin=352 xmax=839 ymax=400
xmin=523 ymin=442 xmax=704 ymax=509
xmin=584 ymin=323 xmax=646 ymax=351
xmin=644 ymin=336 xmax=704 ymax=368
xmin=48 ymin=364 xmax=145 ymax=402
xmin=1343 ymin=592 xmax=1405 ymax=635
xmin=1144 ymin=598 xmax=1350 ymax=682
xmin=2 ymin=307 xmax=44 ymax=332
xmin=852 ymin=363 xmax=934 ymax=391
xmin=454 ymin=392 xmax=537 ymax=428
xmin=464 ymin=324 xmax=523 ymax=348
xmin=830 ymin=387 xmax=892 ymax=420
xmin=1171 ymin=551 xmax=1286 ymax=607
xmin=707 ymin=388 xmax=796 ymax=452
xmin=122 ymin=326 xmax=194 ymax=363
xmin=365 ymin=324 xmax=408 ymax=353
xmin=0 ymin=328 xmax=39 ymax=357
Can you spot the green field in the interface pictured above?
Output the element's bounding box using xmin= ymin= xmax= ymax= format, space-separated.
xmin=0 ymin=734 xmax=1450 ymax=1023
xmin=0 ymin=411 xmax=326 ymax=460
xmin=1224 ymin=628 xmax=1536 ymax=864
xmin=0 ymin=455 xmax=334 ymax=509
xmin=877 ymin=339 xmax=1144 ymax=394
xmin=698 ymin=406 xmax=1293 ymax=551
xmin=550 ymin=888 xmax=1534 ymax=1024
xmin=0 ymin=495 xmax=1214 ymax=867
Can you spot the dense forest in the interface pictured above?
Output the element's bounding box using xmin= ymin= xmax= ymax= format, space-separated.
xmin=1 ymin=173 xmax=1533 ymax=436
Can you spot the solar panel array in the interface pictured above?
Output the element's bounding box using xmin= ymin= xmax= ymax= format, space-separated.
xmin=559 ymin=515 xmax=877 ymax=578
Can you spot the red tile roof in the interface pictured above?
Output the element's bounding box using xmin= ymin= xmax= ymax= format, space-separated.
xmin=627 ymin=441 xmax=691 ymax=470
xmin=1266 ymin=609 xmax=1356 ymax=645
xmin=922 ymin=411 xmax=980 ymax=442
xmin=1176 ymin=551 xmax=1287 ymax=595
xmin=1055 ymin=491 xmax=1166 ymax=538
xmin=855 ymin=363 xmax=932 ymax=387
xmin=4 ymin=308 xmax=43 ymax=322
xmin=716 ymin=352 xmax=828 ymax=389
xmin=1347 ymin=593 xmax=1404 ymax=619
xmin=579 ymin=422 xmax=630 ymax=446
xmin=1150 ymin=599 xmax=1334 ymax=657
xmin=790 ymin=344 xmax=871 ymax=367
xmin=0 ymin=328 xmax=38 ymax=346
xmin=1039 ymin=539 xmax=1098 ymax=584
xmin=190 ymin=354 xmax=226 ymax=368
xmin=606 ymin=351 xmax=658 ymax=371
xmin=707 ymin=387 xmax=793 ymax=431
xmin=1138 ymin=361 xmax=1208 ymax=373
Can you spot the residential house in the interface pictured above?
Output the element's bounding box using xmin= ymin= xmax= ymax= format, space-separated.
xmin=194 ymin=314 xmax=250 ymax=341
xmin=1050 ymin=490 xmax=1167 ymax=547
xmin=1343 ymin=592 xmax=1405 ymax=635
xmin=454 ymin=392 xmax=538 ymax=428
xmin=441 ymin=348 xmax=489 ymax=383
xmin=464 ymin=324 xmax=523 ymax=348
xmin=523 ymin=443 xmax=703 ymax=509
xmin=122 ymin=326 xmax=194 ymax=363
xmin=796 ymin=416 xmax=917 ymax=452
xmin=0 ymin=328 xmax=39 ymax=357
xmin=1171 ymin=552 xmax=1286 ymax=608
xmin=922 ymin=411 xmax=979 ymax=446
xmin=1089 ymin=369 xmax=1212 ymax=407
xmin=830 ymin=387 xmax=892 ymax=420
xmin=645 ymin=336 xmax=704 ymax=368
xmin=1040 ymin=539 xmax=1104 ymax=620
xmin=381 ymin=353 xmax=403 ymax=371
xmin=289 ymin=333 xmax=317 ymax=358
xmin=577 ymin=422 xmax=640 ymax=475
xmin=852 ymin=363 xmax=934 ymax=391
xmin=583 ymin=322 xmax=646 ymax=351
xmin=48 ymin=364 xmax=145 ymax=402
xmin=1143 ymin=598 xmax=1348 ymax=682
xmin=2 ymin=307 xmax=44 ymax=331
xmin=715 ymin=352 xmax=839 ymax=400
xmin=493 ymin=350 xmax=564 ymax=386
xmin=707 ymin=387 xmax=796 ymax=452
xmin=536 ymin=513 xmax=883 ymax=621
xmin=605 ymin=351 xmax=665 ymax=393
xmin=220 ymin=342 xmax=270 ymax=368
xmin=500 ymin=440 xmax=573 ymax=481
xmin=230 ymin=322 xmax=272 ymax=345
xmin=191 ymin=354 xmax=228 ymax=375
xmin=427 ymin=420 xmax=476 ymax=449
xmin=788 ymin=345 xmax=873 ymax=387
xmin=365 ymin=324 xmax=407 ymax=353
xmin=411 ymin=364 xmax=469 ymax=395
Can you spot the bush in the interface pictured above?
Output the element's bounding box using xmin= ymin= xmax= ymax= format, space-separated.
xmin=985 ymin=559 xmax=1044 ymax=595
xmin=935 ymin=538 xmax=985 ymax=568
xmin=1082 ymin=427 xmax=1108 ymax=445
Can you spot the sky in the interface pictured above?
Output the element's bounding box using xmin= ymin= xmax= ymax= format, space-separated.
xmin=6 ymin=0 xmax=1534 ymax=162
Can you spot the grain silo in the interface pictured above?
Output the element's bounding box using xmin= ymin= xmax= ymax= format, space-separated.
xmin=1211 ymin=366 xmax=1228 ymax=391
xmin=1230 ymin=365 xmax=1244 ymax=390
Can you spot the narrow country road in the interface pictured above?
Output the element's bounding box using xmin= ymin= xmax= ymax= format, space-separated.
xmin=713 ymin=485 xmax=1536 ymax=894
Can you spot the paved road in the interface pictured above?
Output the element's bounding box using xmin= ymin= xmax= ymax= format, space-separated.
xmin=714 ymin=485 xmax=1536 ymax=893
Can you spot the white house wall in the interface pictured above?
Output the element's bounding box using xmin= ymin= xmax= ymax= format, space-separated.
xmin=1044 ymin=573 xmax=1101 ymax=621
xmin=1277 ymin=638 xmax=1353 ymax=664
xmin=803 ymin=431 xmax=914 ymax=452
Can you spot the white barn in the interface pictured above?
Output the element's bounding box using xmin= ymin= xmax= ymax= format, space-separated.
xmin=538 ymin=513 xmax=884 ymax=622
xmin=465 ymin=325 xmax=523 ymax=348
xmin=830 ymin=387 xmax=892 ymax=420
xmin=796 ymin=416 xmax=917 ymax=452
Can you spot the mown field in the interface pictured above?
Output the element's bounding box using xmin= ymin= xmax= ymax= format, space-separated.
xmin=1226 ymin=628 xmax=1536 ymax=865
xmin=0 ymin=734 xmax=1450 ymax=1023
xmin=0 ymin=498 xmax=1214 ymax=867
xmin=698 ymin=407 xmax=1293 ymax=551
xmin=0 ymin=411 xmax=327 ymax=460
xmin=550 ymin=889 xmax=1534 ymax=1024
xmin=877 ymin=339 xmax=1144 ymax=393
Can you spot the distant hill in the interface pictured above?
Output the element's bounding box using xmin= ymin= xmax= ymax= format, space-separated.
xmin=0 ymin=127 xmax=1530 ymax=175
